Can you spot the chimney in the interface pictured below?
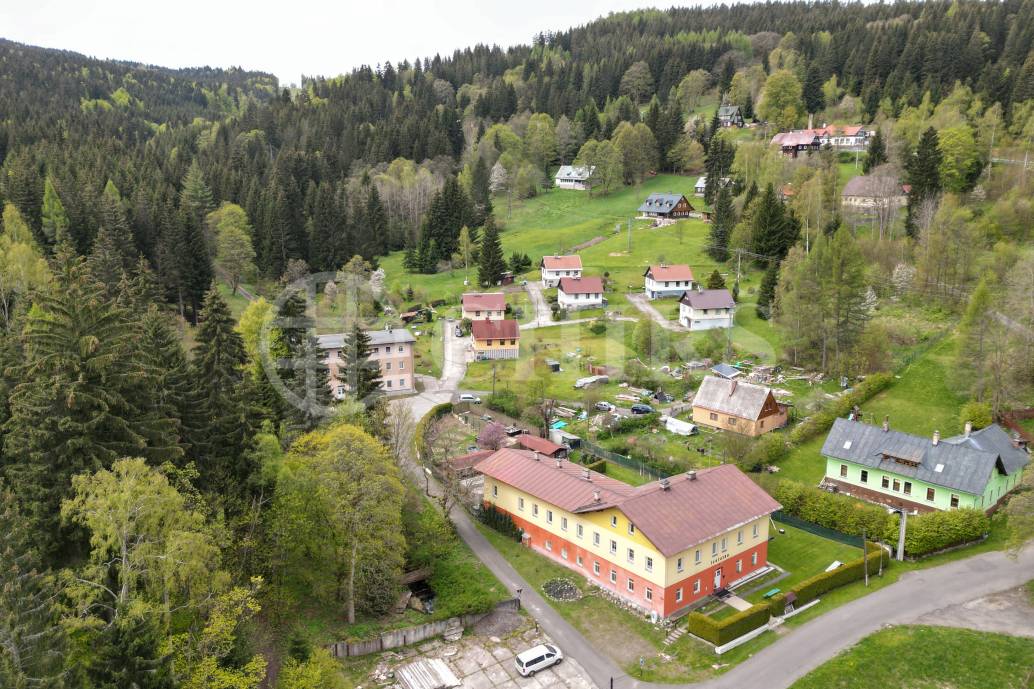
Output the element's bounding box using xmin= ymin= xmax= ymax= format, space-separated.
xmin=807 ymin=112 xmax=814 ymax=129
xmin=533 ymin=451 xmax=541 ymax=462
xmin=1012 ymin=432 xmax=1024 ymax=449
xmin=932 ymin=430 xmax=940 ymax=446
xmin=555 ymin=458 xmax=562 ymax=468
xmin=593 ymin=489 xmax=601 ymax=502
xmin=729 ymin=380 xmax=738 ymax=396
xmin=882 ymin=415 xmax=889 ymax=432
xmin=964 ymin=421 xmax=972 ymax=438
xmin=582 ymin=468 xmax=591 ymax=481
xmin=687 ymin=470 xmax=697 ymax=481
xmin=659 ymin=477 xmax=671 ymax=491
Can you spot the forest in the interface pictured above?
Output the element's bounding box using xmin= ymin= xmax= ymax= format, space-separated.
xmin=1 ymin=0 xmax=1034 ymax=686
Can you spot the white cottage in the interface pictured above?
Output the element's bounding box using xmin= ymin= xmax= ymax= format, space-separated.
xmin=554 ymin=165 xmax=595 ymax=190
xmin=558 ymin=276 xmax=605 ymax=311
xmin=678 ymin=288 xmax=735 ymax=330
xmin=643 ymin=264 xmax=694 ymax=299
xmin=540 ymin=255 xmax=582 ymax=287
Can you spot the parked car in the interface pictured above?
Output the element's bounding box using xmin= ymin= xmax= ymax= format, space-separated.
xmin=515 ymin=644 xmax=563 ymax=677
xmin=594 ymin=401 xmax=615 ymax=412
xmin=459 ymin=393 xmax=481 ymax=404
xmin=630 ymin=403 xmax=654 ymax=415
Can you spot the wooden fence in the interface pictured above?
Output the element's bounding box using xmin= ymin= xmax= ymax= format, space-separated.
xmin=326 ymin=598 xmax=520 ymax=658
xmin=1002 ymin=408 xmax=1034 ymax=443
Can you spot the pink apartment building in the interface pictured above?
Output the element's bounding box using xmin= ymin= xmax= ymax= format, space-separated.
xmin=318 ymin=327 xmax=416 ymax=398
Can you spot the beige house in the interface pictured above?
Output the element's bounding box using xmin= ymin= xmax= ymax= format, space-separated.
xmin=318 ymin=327 xmax=416 ymax=397
xmin=691 ymin=376 xmax=788 ymax=437
xmin=462 ymin=292 xmax=506 ymax=321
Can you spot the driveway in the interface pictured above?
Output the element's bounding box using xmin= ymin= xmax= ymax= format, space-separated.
xmin=626 ymin=293 xmax=686 ymax=332
xmin=397 ymin=321 xmax=470 ymax=421
xmin=525 ymin=281 xmax=552 ymax=326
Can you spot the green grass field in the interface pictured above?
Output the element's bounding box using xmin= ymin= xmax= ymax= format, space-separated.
xmin=789 ymin=626 xmax=1034 ymax=689
xmin=745 ymin=524 xmax=861 ymax=604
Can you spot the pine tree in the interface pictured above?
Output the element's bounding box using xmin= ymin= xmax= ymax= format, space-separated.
xmin=89 ymin=181 xmax=139 ymax=292
xmin=341 ymin=323 xmax=382 ymax=405
xmin=708 ymin=186 xmax=734 ymax=262
xmin=751 ymin=184 xmax=798 ymax=262
xmin=756 ymin=261 xmax=779 ymax=320
xmin=862 ymin=128 xmax=887 ymax=173
xmin=905 ymin=127 xmax=943 ymax=238
xmin=179 ymin=160 xmax=215 ymax=225
xmin=477 ymin=217 xmax=505 ymax=287
xmin=40 ymin=176 xmax=68 ymax=246
xmin=706 ymin=269 xmax=726 ymax=289
xmin=277 ymin=293 xmax=331 ymax=431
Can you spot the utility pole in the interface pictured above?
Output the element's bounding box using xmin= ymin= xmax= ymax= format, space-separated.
xmin=491 ymin=362 xmax=498 ymax=397
xmin=627 ymin=217 xmax=632 ymax=253
xmin=896 ymin=510 xmax=907 ymax=562
xmin=862 ymin=528 xmax=868 ymax=586
xmin=736 ymin=249 xmax=742 ymax=282
xmin=986 ymin=122 xmax=996 ymax=186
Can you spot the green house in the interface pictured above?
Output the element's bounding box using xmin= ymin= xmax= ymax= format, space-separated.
xmin=821 ymin=419 xmax=1029 ymax=513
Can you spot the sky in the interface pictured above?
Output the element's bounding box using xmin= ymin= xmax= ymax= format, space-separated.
xmin=0 ymin=0 xmax=701 ymax=85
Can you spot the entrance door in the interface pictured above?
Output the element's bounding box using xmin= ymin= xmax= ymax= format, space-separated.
xmin=713 ymin=568 xmax=722 ymax=590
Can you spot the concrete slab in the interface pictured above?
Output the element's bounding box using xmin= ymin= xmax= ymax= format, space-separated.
xmin=725 ymin=594 xmax=753 ymax=612
xmin=453 ymin=652 xmax=483 ymax=677
xmin=460 ymin=669 xmax=494 ymax=689
xmin=490 ymin=645 xmax=515 ymax=662
xmin=467 ymin=645 xmax=497 ymax=668
xmin=484 ymin=663 xmax=511 ymax=685
xmin=915 ymin=586 xmax=1034 ymax=638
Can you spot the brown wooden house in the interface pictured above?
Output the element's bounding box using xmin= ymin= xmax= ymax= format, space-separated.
xmin=637 ymin=192 xmax=694 ymax=219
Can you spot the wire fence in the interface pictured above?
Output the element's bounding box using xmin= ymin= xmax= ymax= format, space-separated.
xmin=580 ymin=440 xmax=669 ymax=480
xmin=772 ymin=511 xmax=864 ymax=549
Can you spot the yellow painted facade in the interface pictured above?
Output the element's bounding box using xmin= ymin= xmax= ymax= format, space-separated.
xmin=471 ymin=335 xmax=519 ymax=359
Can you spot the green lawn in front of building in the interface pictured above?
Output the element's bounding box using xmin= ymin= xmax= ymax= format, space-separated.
xmin=744 ymin=524 xmax=862 ymax=604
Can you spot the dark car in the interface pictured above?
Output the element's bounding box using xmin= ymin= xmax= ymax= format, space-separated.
xmin=630 ymin=404 xmax=654 ymax=415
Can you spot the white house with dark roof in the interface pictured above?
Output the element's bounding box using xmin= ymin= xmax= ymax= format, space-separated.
xmin=554 ymin=165 xmax=595 ymax=190
xmin=644 ymin=265 xmax=694 ymax=299
xmin=678 ymin=288 xmax=735 ymax=330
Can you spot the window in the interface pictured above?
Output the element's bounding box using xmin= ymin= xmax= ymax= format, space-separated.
xmin=398 ymin=346 xmax=404 ymax=353
xmin=676 ymin=588 xmax=683 ymax=603
xmin=646 ymin=556 xmax=654 ymax=572
xmin=751 ymin=552 xmax=758 ymax=566
xmin=610 ymin=569 xmax=617 ymax=584
xmin=593 ymin=532 xmax=600 ymax=547
xmin=627 ymin=579 xmax=635 ymax=593
xmin=950 ymin=494 xmax=960 ymax=508
xmin=676 ymin=557 xmax=684 ymax=573
xmin=576 ymin=524 xmax=583 ymax=539
xmin=752 ymin=523 xmax=759 ymax=538
xmin=927 ymin=488 xmax=935 ymax=501
xmin=695 ymin=548 xmax=701 ymax=564
xmin=711 ymin=541 xmax=718 ymax=556
xmin=545 ymin=540 xmax=552 ymax=552
xmin=492 ymin=484 xmax=498 ymax=497
xmin=610 ymin=516 xmax=618 ymax=528
xmin=736 ymin=559 xmax=743 ymax=573
xmin=892 ymin=479 xmax=901 ymax=492
xmin=721 ymin=537 xmax=727 ymax=552
xmin=593 ymin=561 xmax=600 ymax=576
xmin=693 ymin=580 xmax=701 ymax=594
xmin=399 ymin=361 xmax=405 ymax=370
xmin=709 ymin=412 xmax=718 ymax=421
xmin=399 ymin=378 xmax=406 ymax=387
xmin=546 ymin=510 xmax=553 ymax=524
xmin=561 ymin=517 xmax=568 ymax=531
xmin=840 ymin=464 xmax=848 ymax=478
xmin=628 ymin=523 xmax=636 ymax=536
xmin=576 ymin=554 xmax=583 ymax=566
xmin=385 ymin=362 xmax=392 ymax=371
xmin=532 ymin=504 xmax=539 ymax=517
xmin=609 ymin=540 xmax=617 ymax=555
xmin=728 ymin=417 xmax=738 ymax=426
xmin=561 ymin=547 xmax=568 ymax=560
xmin=860 ymin=470 xmax=869 ymax=484
xmin=626 ymin=548 xmax=635 ymax=564
xmin=386 ymin=380 xmax=392 ymax=388
xmin=903 ymin=481 xmax=912 ymax=496
xmin=737 ymin=529 xmax=743 ymax=545
xmin=645 ymin=587 xmax=653 ymax=601
xmin=518 ymin=497 xmax=525 ymax=511
xmin=882 ymin=476 xmax=890 ymax=489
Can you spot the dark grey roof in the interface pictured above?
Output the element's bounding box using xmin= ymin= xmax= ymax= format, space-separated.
xmin=638 ymin=193 xmax=687 ymax=214
xmin=842 ymin=174 xmax=905 ymax=198
xmin=692 ymin=376 xmax=772 ymax=420
xmin=317 ymin=328 xmax=415 ymax=350
xmin=822 ymin=418 xmax=1023 ymax=495
xmin=944 ymin=424 xmax=1030 ymax=475
xmin=718 ymin=105 xmax=740 ymax=117
xmin=680 ymin=288 xmax=735 ymax=310
xmin=711 ymin=363 xmax=742 ymax=379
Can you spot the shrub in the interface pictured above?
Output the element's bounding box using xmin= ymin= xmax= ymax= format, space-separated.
xmin=902 ymin=508 xmax=989 ymax=557
xmin=580 ymin=458 xmax=607 ymax=474
xmin=685 ymin=603 xmax=771 ymax=646
xmin=477 ymin=504 xmax=522 ymax=541
xmin=742 ymin=433 xmax=790 ymax=471
xmin=773 ymin=480 xmax=894 ymax=538
xmin=588 ymin=318 xmax=608 ymax=335
xmin=486 ymin=390 xmax=521 ymax=418
xmin=959 ymin=400 xmax=993 ymax=431
xmin=596 ymin=413 xmax=658 ymax=439
xmin=769 ymin=545 xmax=885 ymax=616
xmin=788 ymin=372 xmax=894 ymax=445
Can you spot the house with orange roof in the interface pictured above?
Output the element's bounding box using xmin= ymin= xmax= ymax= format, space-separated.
xmin=540 ymin=255 xmax=582 ymax=287
xmin=471 ymin=319 xmax=520 ymax=360
xmin=643 ymin=264 xmax=695 ymax=300
xmin=461 ymin=292 xmax=506 ymax=321
xmin=477 ymin=449 xmax=780 ymax=619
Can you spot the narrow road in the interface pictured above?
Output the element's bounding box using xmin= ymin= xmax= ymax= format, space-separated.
xmin=525 ymin=281 xmax=552 ymax=326
xmin=520 ymin=315 xmax=638 ymax=331
xmin=627 ymin=292 xmax=686 ymax=332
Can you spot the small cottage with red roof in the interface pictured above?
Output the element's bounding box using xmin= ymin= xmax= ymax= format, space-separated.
xmin=557 ymin=276 xmax=604 ymax=311
xmin=644 ymin=264 xmax=695 ymax=299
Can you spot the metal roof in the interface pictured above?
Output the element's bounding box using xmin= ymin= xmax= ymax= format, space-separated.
xmin=718 ymin=105 xmax=740 ymax=117
xmin=711 ymin=363 xmax=742 ymax=379
xmin=821 ymin=418 xmax=1024 ymax=495
xmin=680 ymin=288 xmax=735 ymax=310
xmin=558 ymin=276 xmax=604 ymax=295
xmin=462 ymin=292 xmax=506 ymax=311
xmin=555 ymin=165 xmax=595 ymax=180
xmin=516 ymin=434 xmax=566 ymax=456
xmin=396 ymin=658 xmax=460 ymax=689
xmin=541 ymin=255 xmax=582 ymax=270
xmin=317 ymin=328 xmax=415 ymax=350
xmin=471 ymin=319 xmax=519 ymax=340
xmin=691 ymin=376 xmax=773 ymax=421
xmin=644 ymin=264 xmax=694 ymax=282
xmin=943 ymin=423 xmax=1030 ymax=475
xmin=637 ymin=193 xmax=690 ymax=214
xmin=842 ymin=174 xmax=906 ymax=198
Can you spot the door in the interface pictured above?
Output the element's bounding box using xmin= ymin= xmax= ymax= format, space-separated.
xmin=713 ymin=568 xmax=722 ymax=590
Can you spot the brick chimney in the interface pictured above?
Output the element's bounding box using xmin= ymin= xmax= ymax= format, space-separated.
xmin=932 ymin=430 xmax=940 ymax=446
xmin=593 ymin=489 xmax=601 ymax=502
xmin=882 ymin=415 xmax=889 ymax=432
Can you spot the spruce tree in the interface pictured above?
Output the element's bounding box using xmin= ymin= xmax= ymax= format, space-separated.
xmin=470 ymin=156 xmax=493 ymax=225
xmin=342 ymin=323 xmax=382 ymax=405
xmin=905 ymin=127 xmax=943 ymax=238
xmin=477 ymin=217 xmax=505 ymax=287
xmin=862 ymin=128 xmax=887 ymax=174
xmin=706 ymin=269 xmax=726 ymax=289
xmin=179 ymin=160 xmax=215 ymax=226
xmin=277 ymin=293 xmax=331 ymax=431
xmin=756 ymin=262 xmax=779 ymax=320
xmin=751 ymin=184 xmax=798 ymax=262
xmin=803 ymin=63 xmax=825 ymax=114
xmin=708 ymin=186 xmax=734 ymax=262
xmin=362 ymin=186 xmax=388 ymax=259
xmin=40 ymin=176 xmax=68 ymax=246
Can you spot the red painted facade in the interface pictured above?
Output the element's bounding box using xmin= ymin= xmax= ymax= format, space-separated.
xmin=505 ymin=508 xmax=770 ymax=618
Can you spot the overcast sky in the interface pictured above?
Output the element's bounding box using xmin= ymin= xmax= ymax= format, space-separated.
xmin=0 ymin=0 xmax=704 ymax=85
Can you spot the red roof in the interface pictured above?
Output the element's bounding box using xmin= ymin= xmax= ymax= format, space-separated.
xmin=541 ymin=255 xmax=582 ymax=270
xmin=516 ymin=434 xmax=566 ymax=457
xmin=462 ymin=292 xmax=506 ymax=312
xmin=471 ymin=319 xmax=519 ymax=341
xmin=450 ymin=449 xmax=494 ymax=472
xmin=645 ymin=265 xmax=694 ymax=282
xmin=477 ymin=450 xmax=781 ymax=556
xmin=558 ymin=276 xmax=604 ymax=295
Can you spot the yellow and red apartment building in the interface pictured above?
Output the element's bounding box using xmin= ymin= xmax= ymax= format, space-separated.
xmin=477 ymin=449 xmax=780 ymax=619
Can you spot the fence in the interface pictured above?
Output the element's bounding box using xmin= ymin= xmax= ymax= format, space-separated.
xmin=1002 ymin=408 xmax=1034 ymax=443
xmin=327 ymin=598 xmax=520 ymax=658
xmin=772 ymin=511 xmax=864 ymax=548
xmin=581 ymin=440 xmax=669 ymax=480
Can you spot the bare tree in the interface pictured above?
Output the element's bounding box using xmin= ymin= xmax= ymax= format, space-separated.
xmin=386 ymin=402 xmax=415 ymax=465
xmin=421 ymin=416 xmax=470 ymax=515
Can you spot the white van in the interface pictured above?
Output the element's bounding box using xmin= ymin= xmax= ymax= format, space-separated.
xmin=515 ymin=644 xmax=562 ymax=677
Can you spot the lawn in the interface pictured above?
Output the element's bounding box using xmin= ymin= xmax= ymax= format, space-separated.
xmin=745 ymin=524 xmax=861 ymax=604
xmin=788 ymin=625 xmax=1034 ymax=689
xmin=410 ymin=318 xmax=443 ymax=379
xmin=216 ymin=280 xmax=253 ymax=320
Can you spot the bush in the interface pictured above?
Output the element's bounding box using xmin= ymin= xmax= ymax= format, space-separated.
xmin=596 ymin=413 xmax=658 ymax=439
xmin=768 ymin=545 xmax=885 ymax=616
xmin=579 ymin=458 xmax=607 ymax=474
xmin=413 ymin=402 xmax=454 ymax=458
xmin=588 ymin=317 xmax=608 ymax=335
xmin=773 ymin=480 xmax=894 ymax=538
xmin=486 ymin=390 xmax=521 ymax=418
xmin=902 ymin=508 xmax=989 ymax=557
xmin=788 ymin=372 xmax=894 ymax=445
xmin=477 ymin=504 xmax=522 ymax=541
xmin=742 ymin=433 xmax=790 ymax=471
xmin=959 ymin=400 xmax=993 ymax=431
xmin=685 ymin=603 xmax=771 ymax=646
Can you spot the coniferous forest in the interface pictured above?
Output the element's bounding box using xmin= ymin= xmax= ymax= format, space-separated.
xmin=1 ymin=1 xmax=1034 ymax=686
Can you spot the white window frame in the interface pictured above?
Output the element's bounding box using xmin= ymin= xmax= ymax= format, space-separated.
xmin=676 ymin=557 xmax=684 ymax=572
xmin=693 ymin=580 xmax=701 ymax=594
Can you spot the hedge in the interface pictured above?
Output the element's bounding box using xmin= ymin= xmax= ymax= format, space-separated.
xmin=579 ymin=458 xmax=608 ymax=474
xmin=768 ymin=545 xmax=885 ymax=616
xmin=413 ymin=402 xmax=454 ymax=458
xmin=486 ymin=390 xmax=521 ymax=418
xmin=773 ymin=480 xmax=894 ymax=539
xmin=477 ymin=504 xmax=522 ymax=541
xmin=685 ymin=603 xmax=771 ymax=646
xmin=788 ymin=372 xmax=894 ymax=445
xmin=901 ymin=508 xmax=989 ymax=557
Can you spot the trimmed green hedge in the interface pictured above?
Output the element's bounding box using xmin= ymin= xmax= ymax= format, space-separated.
xmin=580 ymin=458 xmax=607 ymax=474
xmin=902 ymin=508 xmax=989 ymax=557
xmin=788 ymin=372 xmax=894 ymax=445
xmin=768 ymin=545 xmax=885 ymax=616
xmin=477 ymin=503 xmax=522 ymax=541
xmin=413 ymin=402 xmax=454 ymax=459
xmin=774 ymin=480 xmax=894 ymax=539
xmin=686 ymin=603 xmax=771 ymax=646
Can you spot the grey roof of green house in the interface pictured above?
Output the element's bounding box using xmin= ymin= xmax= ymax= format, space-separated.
xmin=943 ymin=423 xmax=1030 ymax=475
xmin=637 ymin=192 xmax=688 ymax=214
xmin=822 ymin=418 xmax=1029 ymax=495
xmin=718 ymin=105 xmax=740 ymax=118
